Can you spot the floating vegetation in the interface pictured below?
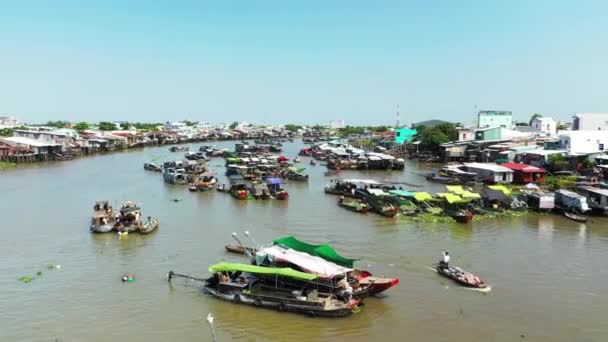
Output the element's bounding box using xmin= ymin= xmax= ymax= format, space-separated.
xmin=400 ymin=212 xmax=455 ymax=223
xmin=17 ymin=276 xmax=34 ymax=283
xmin=18 ymin=264 xmax=61 ymax=283
xmin=0 ymin=161 xmax=17 ymax=169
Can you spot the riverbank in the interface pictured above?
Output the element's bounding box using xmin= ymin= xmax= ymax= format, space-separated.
xmin=0 ymin=161 xmax=16 ymax=169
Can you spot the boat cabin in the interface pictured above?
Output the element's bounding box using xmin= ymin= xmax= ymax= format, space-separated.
xmin=576 ymin=186 xmax=608 ymax=215
xmin=555 ymin=190 xmax=590 ymax=213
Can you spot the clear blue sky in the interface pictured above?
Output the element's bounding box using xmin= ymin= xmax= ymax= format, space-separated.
xmin=1 ymin=0 xmax=606 ymax=125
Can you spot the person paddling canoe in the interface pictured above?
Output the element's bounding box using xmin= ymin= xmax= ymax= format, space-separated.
xmin=439 ymin=251 xmax=450 ymax=269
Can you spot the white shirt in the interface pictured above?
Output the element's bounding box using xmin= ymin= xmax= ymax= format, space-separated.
xmin=443 ymin=253 xmax=450 ymax=263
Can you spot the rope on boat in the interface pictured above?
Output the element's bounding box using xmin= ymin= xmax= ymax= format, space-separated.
xmin=167 ymin=271 xmax=207 ymax=283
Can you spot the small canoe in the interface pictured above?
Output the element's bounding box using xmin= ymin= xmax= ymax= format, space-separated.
xmin=564 ymin=211 xmax=588 ymax=223
xmin=436 ymin=265 xmax=487 ymax=289
xmin=139 ymin=219 xmax=159 ymax=234
xmin=338 ymin=200 xmax=369 ymax=213
xmin=224 ymin=244 xmax=257 ymax=255
xmin=358 ymin=275 xmax=400 ymax=295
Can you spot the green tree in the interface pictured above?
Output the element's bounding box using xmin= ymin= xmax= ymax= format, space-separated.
xmin=183 ymin=120 xmax=198 ymax=127
xmin=98 ymin=122 xmax=117 ymax=131
xmin=547 ymin=153 xmax=568 ymax=172
xmin=229 ymin=121 xmax=239 ymax=130
xmin=284 ymin=124 xmax=303 ymax=132
xmin=45 ymin=120 xmax=70 ymax=128
xmin=529 ymin=113 xmax=543 ymax=125
xmin=434 ymin=123 xmax=458 ymax=141
xmin=133 ymin=122 xmax=162 ymax=130
xmin=418 ymin=127 xmax=449 ymax=152
xmin=73 ymin=122 xmax=90 ymax=131
xmin=0 ymin=128 xmax=13 ymax=136
xmin=120 ymin=122 xmax=131 ymax=130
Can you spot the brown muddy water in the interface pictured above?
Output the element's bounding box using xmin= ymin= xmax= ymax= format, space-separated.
xmin=1 ymin=140 xmax=607 ymax=342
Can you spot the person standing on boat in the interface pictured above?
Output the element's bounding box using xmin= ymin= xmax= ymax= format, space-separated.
xmin=439 ymin=251 xmax=450 ymax=269
xmin=337 ymin=274 xmax=353 ymax=302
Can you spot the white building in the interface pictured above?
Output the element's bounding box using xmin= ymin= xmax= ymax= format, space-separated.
xmin=558 ymin=130 xmax=608 ymax=153
xmin=477 ymin=110 xmax=513 ymax=129
xmin=531 ymin=117 xmax=556 ymax=135
xmin=164 ymin=121 xmax=187 ymax=131
xmin=330 ymin=120 xmax=346 ymax=129
xmin=0 ymin=116 xmax=19 ymax=129
xmin=458 ymin=128 xmax=475 ymax=141
xmin=573 ymin=113 xmax=608 ymax=131
xmin=196 ymin=122 xmax=212 ymax=130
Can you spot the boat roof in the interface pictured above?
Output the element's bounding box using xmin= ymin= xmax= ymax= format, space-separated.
xmin=488 ymin=185 xmax=512 ymax=196
xmin=413 ymin=192 xmax=433 ymax=202
xmin=367 ymin=188 xmax=388 ymax=196
xmin=338 ymin=179 xmax=382 ymax=185
xmin=273 ymin=236 xmax=359 ymax=268
xmin=464 ymin=162 xmax=514 ymax=173
xmin=577 ymin=186 xmax=608 ymax=197
xmin=445 ymin=185 xmax=481 ymax=199
xmin=436 ymin=193 xmax=470 ymax=204
xmin=388 ymin=189 xmax=414 ymax=197
xmin=208 ymin=262 xmax=318 ymax=281
xmin=257 ymin=246 xmax=352 ymax=278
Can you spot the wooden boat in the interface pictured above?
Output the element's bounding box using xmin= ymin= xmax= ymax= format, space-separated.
xmin=425 ymin=175 xmax=461 ymax=185
xmin=338 ymin=199 xmax=368 ymax=213
xmin=436 ymin=264 xmax=487 ymax=289
xmin=114 ymin=201 xmax=143 ymax=233
xmin=564 ymin=211 xmax=588 ymax=223
xmin=139 ymin=218 xmax=159 ymax=234
xmin=267 ymin=178 xmax=288 ymax=200
xmin=169 ymin=146 xmax=188 ymax=152
xmin=447 ymin=209 xmax=473 ymax=223
xmin=198 ymin=263 xmax=361 ymax=317
xmin=354 ymin=270 xmax=400 ymax=295
xmin=224 ymin=244 xmax=257 ymax=255
xmin=216 ymin=184 xmax=229 ymax=193
xmin=285 ymin=172 xmax=309 ymax=182
xmin=272 ymin=237 xmax=399 ymax=295
xmin=90 ymin=201 xmax=115 ymax=233
xmin=143 ymin=162 xmax=162 ymax=172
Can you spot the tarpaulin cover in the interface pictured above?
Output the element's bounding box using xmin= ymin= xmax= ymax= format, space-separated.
xmin=208 ymin=262 xmax=318 ymax=281
xmin=488 ymin=185 xmax=512 ymax=196
xmin=273 ymin=236 xmax=358 ymax=268
xmin=257 ymin=245 xmax=352 ymax=278
xmin=413 ymin=192 xmax=433 ymax=202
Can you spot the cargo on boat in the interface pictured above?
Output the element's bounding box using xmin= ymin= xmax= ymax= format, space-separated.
xmin=90 ymin=201 xmax=115 ymax=233
xmin=170 ymin=263 xmax=361 ymax=317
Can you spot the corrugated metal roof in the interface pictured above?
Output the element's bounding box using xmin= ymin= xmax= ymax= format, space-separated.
xmin=0 ymin=137 xmax=58 ymax=147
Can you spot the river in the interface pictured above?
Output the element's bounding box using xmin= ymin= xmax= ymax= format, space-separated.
xmin=1 ymin=140 xmax=607 ymax=342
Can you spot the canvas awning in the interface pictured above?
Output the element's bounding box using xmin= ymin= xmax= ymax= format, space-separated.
xmin=273 ymin=236 xmax=359 ymax=268
xmin=208 ymin=262 xmax=318 ymax=281
xmin=388 ymin=190 xmax=414 ymax=197
xmin=257 ymin=246 xmax=352 ymax=278
xmin=413 ymin=192 xmax=433 ymax=202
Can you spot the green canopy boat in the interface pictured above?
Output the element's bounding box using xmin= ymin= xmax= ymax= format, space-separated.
xmin=273 ymin=236 xmax=359 ymax=268
xmin=208 ymin=262 xmax=318 ymax=281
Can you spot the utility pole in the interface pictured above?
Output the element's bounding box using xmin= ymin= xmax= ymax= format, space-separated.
xmin=396 ymin=104 xmax=400 ymax=128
